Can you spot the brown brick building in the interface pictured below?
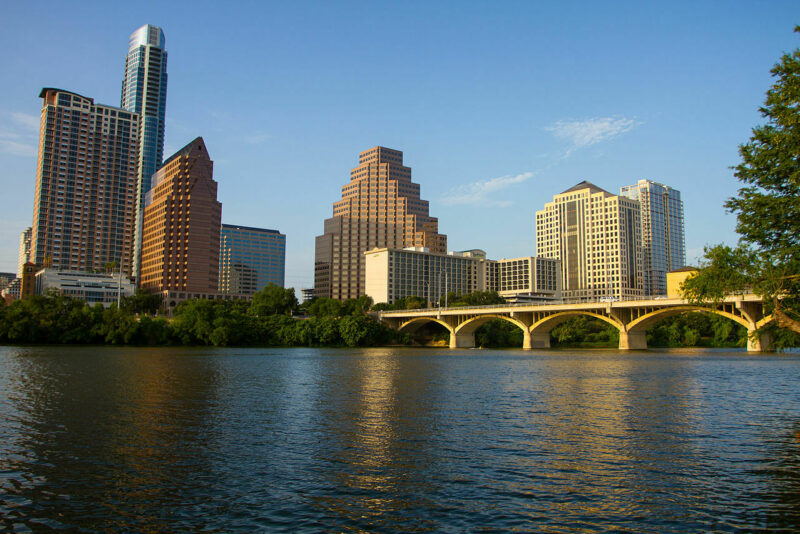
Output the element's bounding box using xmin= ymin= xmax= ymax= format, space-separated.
xmin=140 ymin=137 xmax=221 ymax=294
xmin=314 ymin=146 xmax=446 ymax=300
xmin=31 ymin=88 xmax=139 ymax=275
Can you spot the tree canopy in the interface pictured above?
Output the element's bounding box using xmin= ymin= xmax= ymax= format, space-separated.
xmin=682 ymin=27 xmax=800 ymax=345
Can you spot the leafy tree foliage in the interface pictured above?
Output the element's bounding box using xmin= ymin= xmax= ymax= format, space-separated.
xmin=683 ymin=28 xmax=800 ymax=346
xmin=0 ymin=292 xmax=403 ymax=348
xmin=250 ymin=284 xmax=298 ymax=316
xmin=121 ymin=289 xmax=163 ymax=315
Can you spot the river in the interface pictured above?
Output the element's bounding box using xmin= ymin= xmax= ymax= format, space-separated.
xmin=1 ymin=346 xmax=799 ymax=532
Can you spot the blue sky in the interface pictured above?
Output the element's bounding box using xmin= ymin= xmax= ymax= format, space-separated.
xmin=1 ymin=1 xmax=798 ymax=290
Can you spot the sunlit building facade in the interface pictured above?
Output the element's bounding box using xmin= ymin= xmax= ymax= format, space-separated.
xmin=620 ymin=179 xmax=685 ymax=296
xmin=315 ymin=146 xmax=447 ymax=300
xmin=219 ymin=224 xmax=286 ymax=295
xmin=31 ymin=88 xmax=139 ymax=275
xmin=536 ymin=181 xmax=644 ymax=302
xmin=364 ymin=247 xmax=561 ymax=305
xmin=140 ymin=137 xmax=221 ymax=294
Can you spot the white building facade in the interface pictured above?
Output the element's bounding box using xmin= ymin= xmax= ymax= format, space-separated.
xmin=536 ymin=181 xmax=644 ymax=302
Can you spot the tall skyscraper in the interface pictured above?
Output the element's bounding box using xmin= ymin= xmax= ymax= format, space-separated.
xmin=31 ymin=88 xmax=139 ymax=274
xmin=140 ymin=137 xmax=221 ymax=294
xmin=536 ymin=181 xmax=644 ymax=302
xmin=620 ymin=179 xmax=686 ymax=296
xmin=219 ymin=224 xmax=286 ymax=295
xmin=314 ymin=146 xmax=447 ymax=300
xmin=122 ymin=24 xmax=168 ymax=281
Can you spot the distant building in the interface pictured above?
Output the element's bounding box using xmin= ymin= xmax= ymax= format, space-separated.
xmin=35 ymin=268 xmax=135 ymax=307
xmin=536 ymin=181 xmax=644 ymax=302
xmin=0 ymin=273 xmax=14 ymax=291
xmin=300 ymin=288 xmax=315 ymax=303
xmin=20 ymin=262 xmax=39 ymax=300
xmin=620 ymin=180 xmax=686 ymax=296
xmin=31 ymin=88 xmax=139 ymax=275
xmin=364 ymin=247 xmax=560 ymax=305
xmin=314 ymin=146 xmax=446 ymax=300
xmin=140 ymin=137 xmax=222 ymax=295
xmin=17 ymin=227 xmax=31 ymax=277
xmin=122 ymin=24 xmax=169 ymax=281
xmin=219 ymin=224 xmax=286 ymax=295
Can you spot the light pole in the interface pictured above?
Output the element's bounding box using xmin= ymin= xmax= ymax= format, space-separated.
xmin=116 ymin=257 xmax=123 ymax=309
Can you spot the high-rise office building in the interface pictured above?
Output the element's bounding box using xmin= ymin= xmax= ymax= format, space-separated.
xmin=122 ymin=24 xmax=168 ymax=281
xmin=140 ymin=137 xmax=221 ymax=294
xmin=31 ymin=88 xmax=139 ymax=274
xmin=536 ymin=181 xmax=644 ymax=302
xmin=314 ymin=146 xmax=446 ymax=300
xmin=17 ymin=227 xmax=32 ymax=277
xmin=620 ymin=179 xmax=685 ymax=296
xmin=219 ymin=224 xmax=286 ymax=295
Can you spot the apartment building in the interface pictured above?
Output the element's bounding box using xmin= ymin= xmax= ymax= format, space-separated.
xmin=620 ymin=179 xmax=686 ymax=296
xmin=31 ymin=88 xmax=139 ymax=275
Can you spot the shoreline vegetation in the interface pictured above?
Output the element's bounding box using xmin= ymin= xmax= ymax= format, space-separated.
xmin=0 ymin=287 xmax=752 ymax=349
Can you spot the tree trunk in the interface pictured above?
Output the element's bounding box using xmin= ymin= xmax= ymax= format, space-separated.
xmin=774 ymin=306 xmax=800 ymax=334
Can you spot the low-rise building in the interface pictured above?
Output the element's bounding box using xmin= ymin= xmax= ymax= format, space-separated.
xmin=364 ymin=247 xmax=561 ymax=305
xmin=34 ymin=269 xmax=136 ymax=307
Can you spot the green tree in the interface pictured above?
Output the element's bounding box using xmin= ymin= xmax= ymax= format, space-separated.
xmin=683 ymin=28 xmax=800 ymax=346
xmin=250 ymin=284 xmax=298 ymax=316
xmin=121 ymin=290 xmax=163 ymax=315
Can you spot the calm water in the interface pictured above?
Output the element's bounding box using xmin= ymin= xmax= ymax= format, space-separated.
xmin=1 ymin=346 xmax=799 ymax=532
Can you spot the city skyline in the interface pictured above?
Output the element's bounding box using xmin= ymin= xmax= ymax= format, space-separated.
xmin=1 ymin=2 xmax=799 ymax=290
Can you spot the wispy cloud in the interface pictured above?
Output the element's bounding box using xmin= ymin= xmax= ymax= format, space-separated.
xmin=0 ymin=111 xmax=39 ymax=157
xmin=243 ymin=132 xmax=272 ymax=145
xmin=9 ymin=112 xmax=40 ymax=132
xmin=546 ymin=117 xmax=639 ymax=155
xmin=442 ymin=171 xmax=535 ymax=207
xmin=0 ymin=140 xmax=36 ymax=157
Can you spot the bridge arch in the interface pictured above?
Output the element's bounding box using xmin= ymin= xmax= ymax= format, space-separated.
xmin=454 ymin=314 xmax=532 ymax=349
xmin=398 ymin=317 xmax=454 ymax=335
xmin=528 ymin=311 xmax=624 ymax=349
xmin=626 ymin=305 xmax=750 ymax=333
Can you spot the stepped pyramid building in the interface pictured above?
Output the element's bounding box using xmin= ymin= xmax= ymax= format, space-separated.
xmin=314 ymin=146 xmax=446 ymax=300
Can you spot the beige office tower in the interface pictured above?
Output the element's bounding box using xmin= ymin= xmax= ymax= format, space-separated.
xmin=31 ymin=89 xmax=139 ymax=275
xmin=140 ymin=137 xmax=221 ymax=294
xmin=314 ymin=146 xmax=447 ymax=300
xmin=536 ymin=181 xmax=644 ymax=302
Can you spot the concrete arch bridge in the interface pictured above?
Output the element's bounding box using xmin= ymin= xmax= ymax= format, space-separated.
xmin=377 ymin=295 xmax=774 ymax=352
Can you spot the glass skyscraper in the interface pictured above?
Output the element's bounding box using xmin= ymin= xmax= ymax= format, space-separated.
xmin=122 ymin=24 xmax=168 ymax=281
xmin=219 ymin=225 xmax=286 ymax=295
xmin=620 ymin=180 xmax=686 ymax=296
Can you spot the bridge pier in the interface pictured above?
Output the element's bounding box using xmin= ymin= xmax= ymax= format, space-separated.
xmin=619 ymin=330 xmax=647 ymax=350
xmin=747 ymin=327 xmax=774 ymax=352
xmin=530 ymin=332 xmax=550 ymax=348
xmin=522 ymin=329 xmax=532 ymax=350
xmin=450 ymin=332 xmax=475 ymax=349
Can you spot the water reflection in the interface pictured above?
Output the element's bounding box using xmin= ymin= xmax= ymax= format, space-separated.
xmin=0 ymin=346 xmax=225 ymax=531
xmin=1 ymin=347 xmax=799 ymax=532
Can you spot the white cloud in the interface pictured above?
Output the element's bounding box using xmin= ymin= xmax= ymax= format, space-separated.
xmin=547 ymin=117 xmax=639 ymax=151
xmin=243 ymin=132 xmax=272 ymax=145
xmin=9 ymin=112 xmax=40 ymax=132
xmin=442 ymin=171 xmax=535 ymax=207
xmin=0 ymin=111 xmax=40 ymax=157
xmin=0 ymin=139 xmax=37 ymax=157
